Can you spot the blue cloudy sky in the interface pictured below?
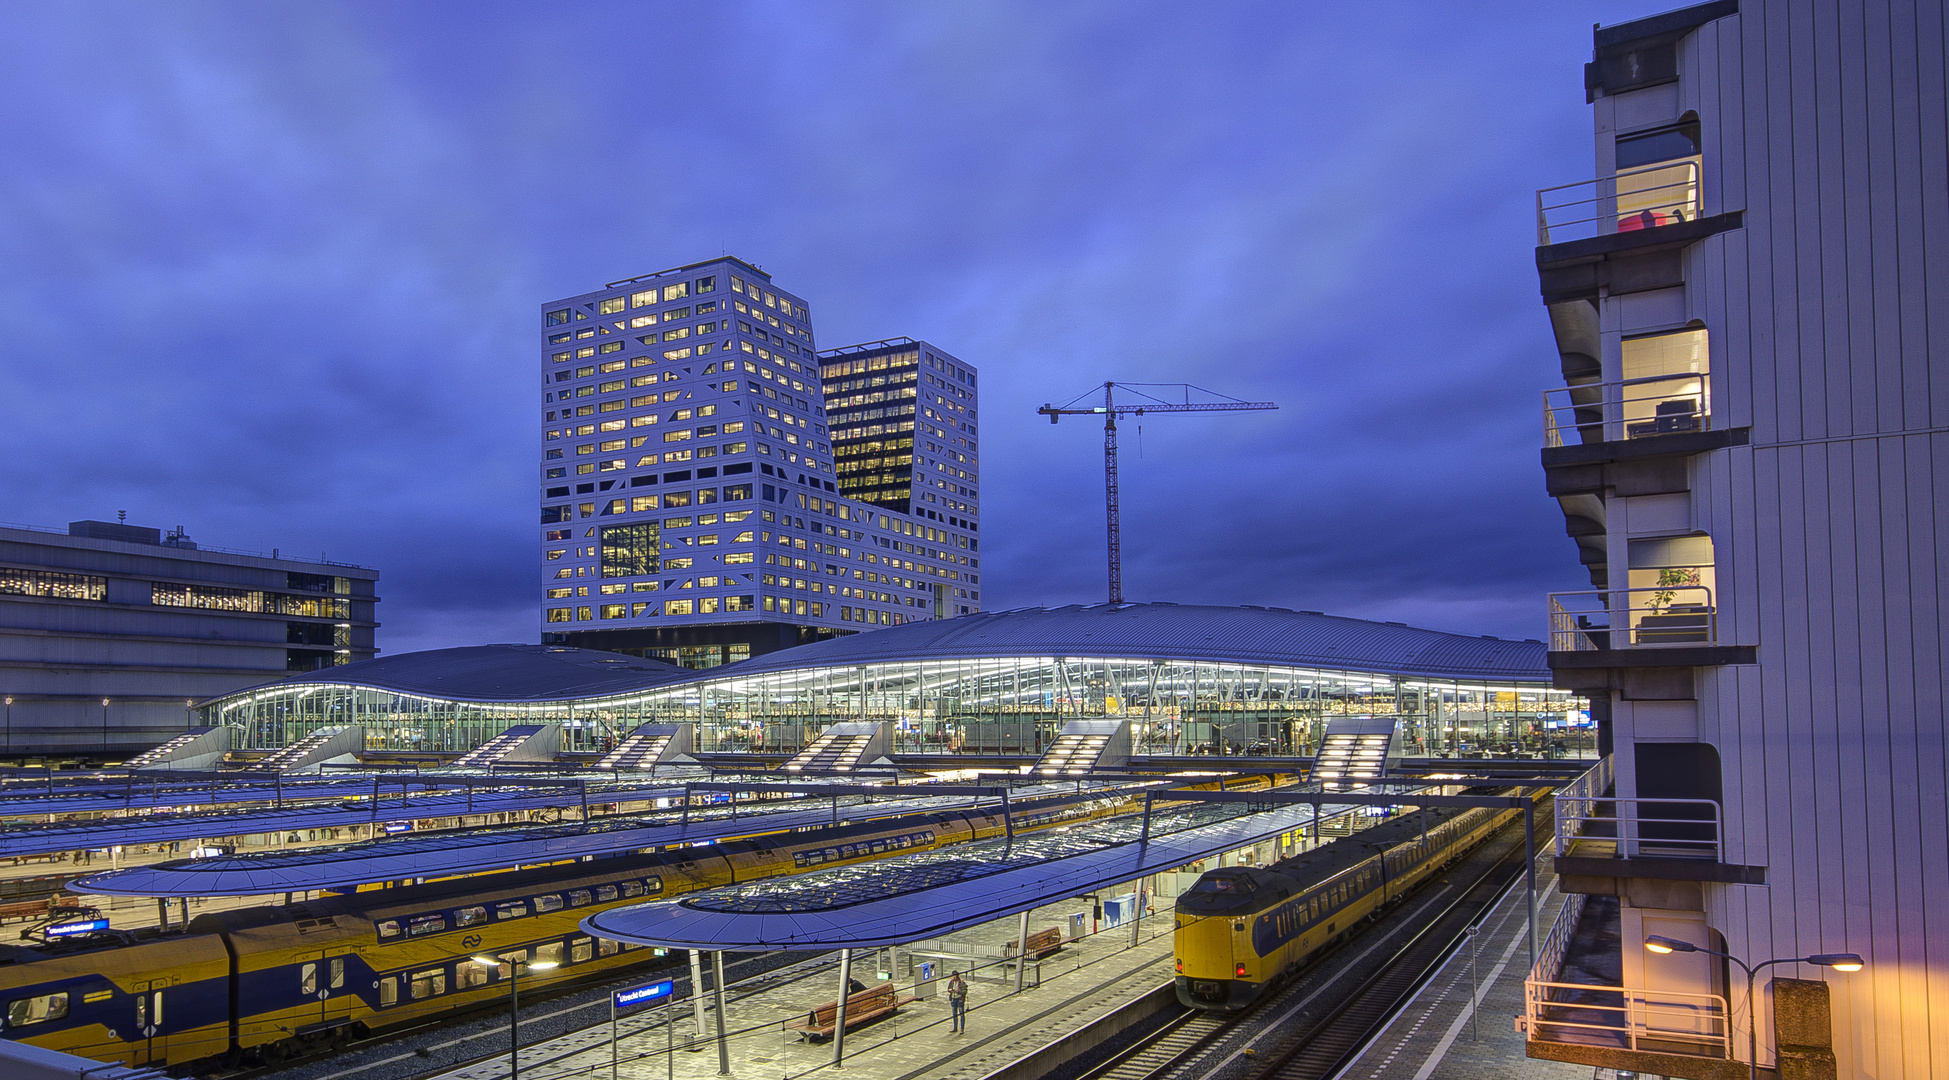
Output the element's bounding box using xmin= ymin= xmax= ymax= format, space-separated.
xmin=0 ymin=0 xmax=1659 ymax=653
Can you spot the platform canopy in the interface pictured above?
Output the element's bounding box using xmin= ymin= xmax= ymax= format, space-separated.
xmin=67 ymin=782 xmax=1089 ymax=897
xmin=582 ymin=795 xmax=1360 ymax=950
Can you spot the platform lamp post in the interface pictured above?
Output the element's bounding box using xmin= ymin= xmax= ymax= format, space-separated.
xmin=1644 ymin=935 xmax=1863 ymax=1080
xmin=101 ymin=697 xmax=110 ymax=759
xmin=472 ymin=954 xmax=559 ymax=1080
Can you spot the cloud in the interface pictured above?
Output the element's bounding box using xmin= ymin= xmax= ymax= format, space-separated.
xmin=0 ymin=0 xmax=1646 ymax=652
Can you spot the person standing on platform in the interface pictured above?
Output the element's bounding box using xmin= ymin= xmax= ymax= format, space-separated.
xmin=947 ymin=971 xmax=967 ymax=1033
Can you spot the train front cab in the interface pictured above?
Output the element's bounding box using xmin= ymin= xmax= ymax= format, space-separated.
xmin=1172 ymin=868 xmax=1273 ymax=1010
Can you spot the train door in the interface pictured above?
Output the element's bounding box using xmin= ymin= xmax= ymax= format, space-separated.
xmin=131 ymin=977 xmax=174 ymax=1065
xmin=296 ymin=951 xmax=328 ymax=1031
xmin=318 ymin=954 xmax=351 ymax=1026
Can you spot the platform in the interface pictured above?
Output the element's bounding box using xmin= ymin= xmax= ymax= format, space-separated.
xmin=423 ymin=882 xmax=1183 ymax=1080
xmin=1332 ymin=854 xmax=1585 ymax=1080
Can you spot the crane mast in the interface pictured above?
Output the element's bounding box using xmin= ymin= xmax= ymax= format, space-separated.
xmin=1038 ymin=382 xmax=1277 ymax=604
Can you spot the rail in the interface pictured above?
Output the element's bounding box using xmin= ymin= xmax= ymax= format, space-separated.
xmin=1549 ymin=585 xmax=1717 ymax=651
xmin=1524 ymin=978 xmax=1731 ymax=1059
xmin=1542 ymin=371 xmax=1712 ymax=448
xmin=1536 ymin=160 xmax=1702 ymax=245
xmin=1555 ymin=794 xmax=1722 ymax=862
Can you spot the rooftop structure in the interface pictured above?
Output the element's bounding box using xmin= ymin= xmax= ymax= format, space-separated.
xmin=0 ymin=519 xmax=378 ymax=757
xmin=1523 ymin=3 xmax=1946 ymax=1077
xmin=534 ymin=260 xmax=982 ymax=670
xmin=200 ymin=604 xmax=1582 ymax=761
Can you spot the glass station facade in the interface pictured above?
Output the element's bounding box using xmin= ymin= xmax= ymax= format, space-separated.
xmin=205 ymin=656 xmax=1590 ymax=760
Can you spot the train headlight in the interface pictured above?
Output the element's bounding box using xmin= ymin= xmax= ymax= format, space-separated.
xmin=1235 ymin=963 xmax=1246 ymax=978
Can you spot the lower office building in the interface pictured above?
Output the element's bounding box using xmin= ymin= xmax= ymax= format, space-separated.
xmin=0 ymin=519 xmax=379 ymax=756
xmin=1524 ymin=4 xmax=1945 ymax=1078
xmin=536 ymin=258 xmax=982 ymax=668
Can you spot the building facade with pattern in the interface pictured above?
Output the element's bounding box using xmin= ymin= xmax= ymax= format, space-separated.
xmin=1524 ymin=3 xmax=1946 ymax=1078
xmin=537 ymin=258 xmax=983 ymax=668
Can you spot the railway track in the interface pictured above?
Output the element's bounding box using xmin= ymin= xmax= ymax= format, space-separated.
xmin=1068 ymin=806 xmax=1551 ymax=1080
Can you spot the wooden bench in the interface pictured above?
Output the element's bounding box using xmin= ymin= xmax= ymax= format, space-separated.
xmin=783 ymin=983 xmax=919 ymax=1041
xmin=1003 ymin=927 xmax=1064 ymax=960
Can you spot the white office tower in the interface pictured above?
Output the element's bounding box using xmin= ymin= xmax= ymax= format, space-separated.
xmin=537 ymin=258 xmax=982 ymax=667
xmin=1524 ymin=4 xmax=1946 ymax=1079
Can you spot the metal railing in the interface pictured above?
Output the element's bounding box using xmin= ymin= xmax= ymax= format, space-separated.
xmin=1555 ymin=794 xmax=1723 ymax=862
xmin=1525 ymin=886 xmax=1731 ymax=1058
xmin=1525 ymin=978 xmax=1731 ymax=1058
xmin=1543 ymin=371 xmax=1711 ymax=448
xmin=1549 ymin=586 xmax=1717 ymax=651
xmin=1537 ymin=160 xmax=1702 ymax=245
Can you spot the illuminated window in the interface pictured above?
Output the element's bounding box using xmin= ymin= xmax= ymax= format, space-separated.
xmin=598 ymin=297 xmax=626 ymax=315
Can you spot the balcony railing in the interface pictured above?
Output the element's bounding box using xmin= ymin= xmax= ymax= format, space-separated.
xmin=1550 ymin=586 xmax=1717 ymax=651
xmin=1525 ymin=895 xmax=1731 ymax=1059
xmin=1543 ymin=371 xmax=1712 ymax=448
xmin=1557 ymin=797 xmax=1722 ymax=863
xmin=1537 ymin=161 xmax=1702 ymax=246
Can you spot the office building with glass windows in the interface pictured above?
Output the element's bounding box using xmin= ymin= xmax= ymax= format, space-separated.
xmin=1523 ymin=3 xmax=1947 ymax=1078
xmin=821 ymin=336 xmax=981 ymax=533
xmin=0 ymin=519 xmax=378 ymax=756
xmin=537 ymin=258 xmax=983 ymax=668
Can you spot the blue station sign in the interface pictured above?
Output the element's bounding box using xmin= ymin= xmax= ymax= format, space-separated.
xmin=45 ymin=919 xmax=111 ymax=938
xmin=613 ymin=979 xmax=677 ymax=1009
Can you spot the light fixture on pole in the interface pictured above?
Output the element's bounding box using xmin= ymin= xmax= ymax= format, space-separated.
xmin=1644 ymin=935 xmax=1863 ymax=1080
xmin=472 ymin=954 xmax=559 ymax=1080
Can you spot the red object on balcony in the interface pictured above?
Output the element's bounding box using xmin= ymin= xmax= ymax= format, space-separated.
xmin=1618 ymin=210 xmax=1665 ymax=231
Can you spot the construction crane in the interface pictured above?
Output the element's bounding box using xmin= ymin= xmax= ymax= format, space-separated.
xmin=1039 ymin=382 xmax=1277 ymax=605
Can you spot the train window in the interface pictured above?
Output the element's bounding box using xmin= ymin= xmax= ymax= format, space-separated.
xmin=568 ymin=889 xmax=593 ymax=907
xmin=535 ymin=895 xmax=564 ymax=913
xmin=621 ymin=881 xmax=645 ymax=898
xmin=407 ymin=914 xmax=447 ymax=937
xmin=598 ymin=938 xmax=621 ymax=957
xmin=455 ymin=906 xmax=488 ymax=927
xmin=458 ymin=963 xmax=491 ymax=990
xmin=596 ymin=885 xmax=619 ymax=902
xmin=302 ymin=964 xmax=318 ymax=995
xmin=379 ymin=977 xmax=398 ymax=1006
xmin=572 ymin=938 xmax=594 ymax=963
xmin=644 ymin=877 xmax=662 ymax=895
xmin=536 ymin=942 xmax=565 ymax=967
xmin=330 ymin=958 xmax=345 ymax=989
xmin=410 ymin=968 xmax=446 ymax=1000
xmin=134 ymin=994 xmax=146 ymax=1029
xmin=376 ymin=920 xmax=401 ymax=940
xmin=495 ymin=901 xmax=529 ymax=920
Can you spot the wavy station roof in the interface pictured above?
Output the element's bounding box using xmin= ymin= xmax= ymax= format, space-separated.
xmin=714 ymin=603 xmax=1550 ymax=682
xmin=213 ymin=606 xmax=1551 ymax=710
xmin=261 ymin=644 xmax=691 ymax=703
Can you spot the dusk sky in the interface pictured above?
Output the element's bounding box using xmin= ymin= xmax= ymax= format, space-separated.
xmin=0 ymin=1 xmax=1660 ymax=654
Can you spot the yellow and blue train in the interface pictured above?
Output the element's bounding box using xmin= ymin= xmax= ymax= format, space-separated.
xmin=1173 ymin=790 xmax=1541 ymax=1010
xmin=0 ymin=789 xmax=1140 ymax=1070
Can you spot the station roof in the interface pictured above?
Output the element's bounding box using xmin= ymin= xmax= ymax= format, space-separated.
xmin=224 ymin=644 xmax=690 ymax=704
xmin=69 ymin=783 xmax=1086 ymax=897
xmin=202 ymin=607 xmax=1550 ymax=713
xmin=712 ymin=603 xmax=1551 ymax=682
xmin=582 ymin=796 xmax=1350 ymax=950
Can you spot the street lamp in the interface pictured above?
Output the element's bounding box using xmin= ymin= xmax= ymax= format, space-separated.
xmin=471 ymin=954 xmax=559 ymax=1080
xmin=1644 ymin=935 xmax=1863 ymax=1080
